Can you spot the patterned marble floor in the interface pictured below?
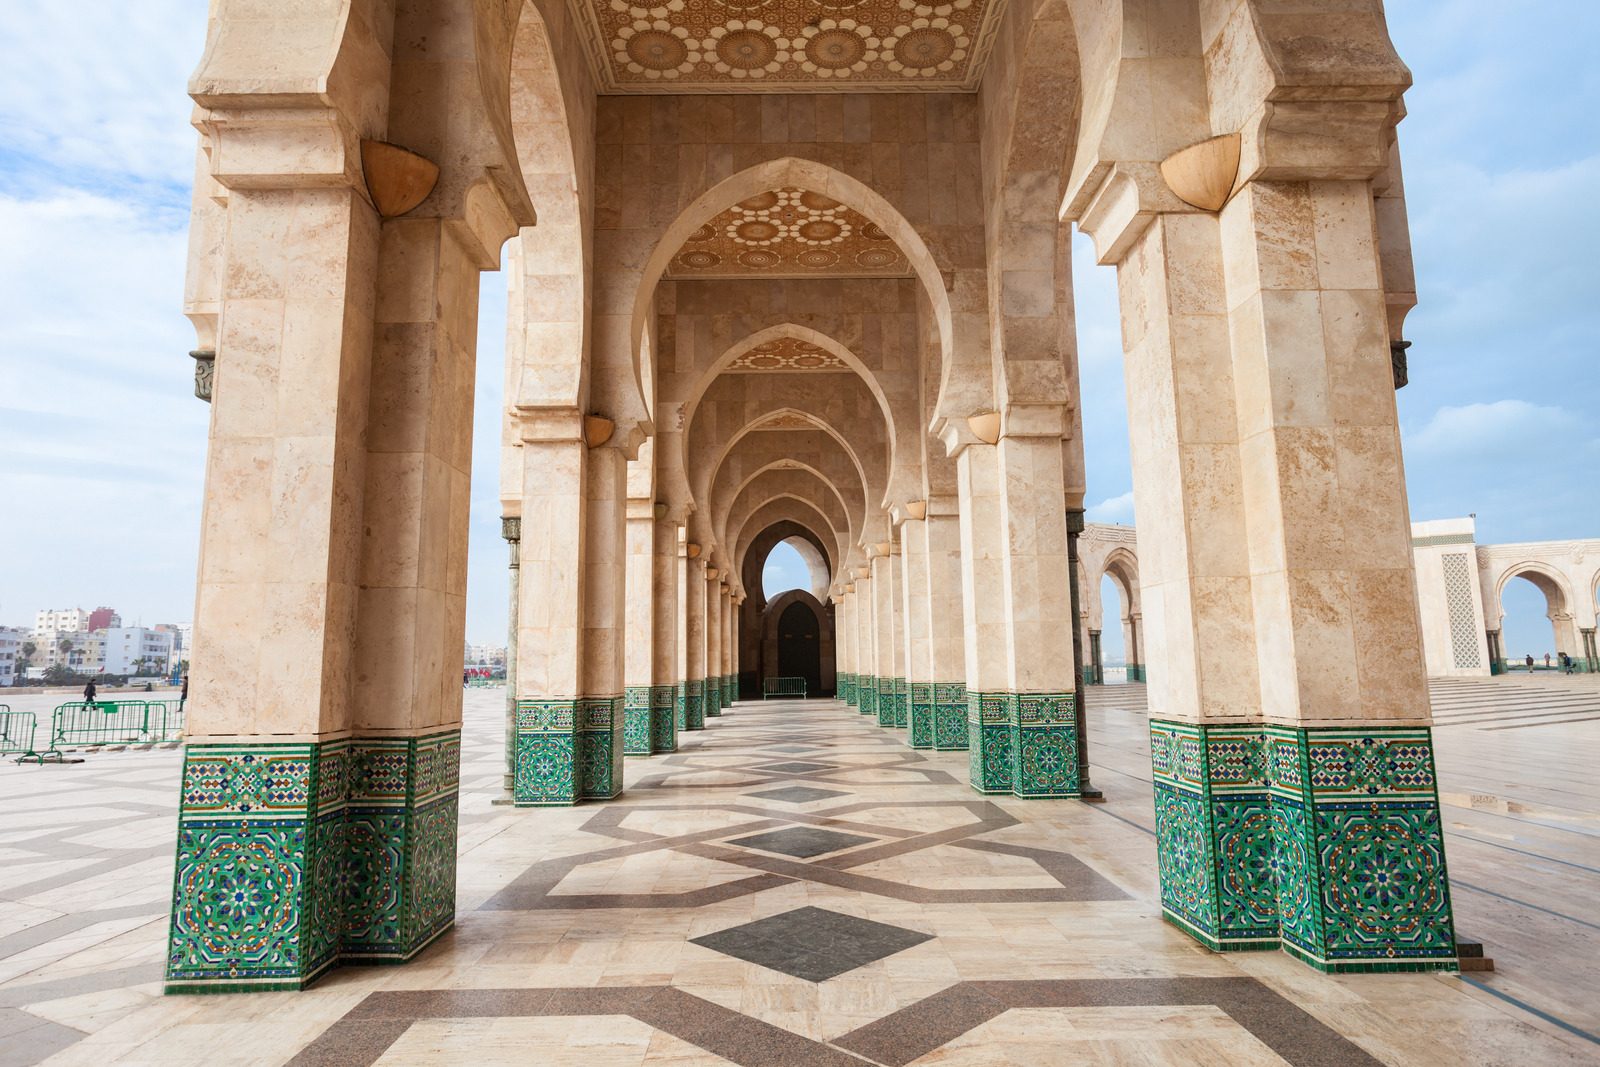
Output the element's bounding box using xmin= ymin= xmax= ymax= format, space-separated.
xmin=1 ymin=680 xmax=1597 ymax=1066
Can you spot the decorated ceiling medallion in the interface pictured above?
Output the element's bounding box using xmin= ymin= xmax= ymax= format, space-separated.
xmin=667 ymin=187 xmax=910 ymax=278
xmin=584 ymin=0 xmax=1000 ymax=93
xmin=728 ymin=337 xmax=850 ymax=373
xmin=752 ymin=411 xmax=827 ymax=430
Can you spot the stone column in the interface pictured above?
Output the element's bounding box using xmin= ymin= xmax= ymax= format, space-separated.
xmin=1065 ymin=509 xmax=1100 ymax=798
xmin=901 ymin=509 xmax=934 ymax=748
xmin=854 ymin=569 xmax=877 ymax=718
xmin=703 ymin=569 xmax=723 ymax=718
xmin=837 ymin=591 xmax=854 ymax=705
xmin=622 ymin=502 xmax=655 ymax=756
xmin=168 ymin=129 xmax=384 ymax=993
xmin=681 ymin=546 xmax=706 ymax=730
xmin=1088 ymin=631 xmax=1103 ymax=685
xmin=1126 ymin=612 xmax=1144 ymax=682
xmin=924 ymin=498 xmax=968 ymax=750
xmin=871 ymin=544 xmax=903 ymax=728
xmin=1098 ymin=181 xmax=1456 ymax=969
xmin=724 ymin=587 xmax=738 ymax=705
xmin=953 ymin=415 xmax=1079 ymax=798
xmin=514 ymin=420 xmax=627 ymax=805
xmin=649 ymin=515 xmax=679 ymax=752
xmin=502 ymin=515 xmax=521 ymax=796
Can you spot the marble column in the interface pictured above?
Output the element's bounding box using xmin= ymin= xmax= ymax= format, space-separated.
xmin=954 ymin=415 xmax=1079 ymax=798
xmin=703 ymin=569 xmax=723 ymax=718
xmin=514 ymin=423 xmax=627 ymax=806
xmin=649 ymin=516 xmax=679 ymax=753
xmin=1104 ymin=182 xmax=1456 ymax=970
xmin=167 ymin=147 xmax=385 ymax=993
xmin=854 ymin=569 xmax=877 ymax=717
xmin=924 ymin=498 xmax=969 ymax=750
xmin=901 ymin=510 xmax=934 ymax=748
xmin=502 ymin=515 xmax=521 ymax=795
xmin=871 ymin=544 xmax=903 ymax=728
xmin=622 ymin=502 xmax=655 ymax=756
xmin=681 ymin=546 xmax=706 ymax=730
xmin=722 ymin=587 xmax=737 ymax=705
xmin=838 ymin=591 xmax=855 ymax=705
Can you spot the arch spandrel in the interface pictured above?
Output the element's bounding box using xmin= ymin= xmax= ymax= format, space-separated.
xmin=687 ymin=374 xmax=891 ymax=538
xmin=737 ymin=505 xmax=843 ymax=592
xmin=719 ymin=465 xmax=857 ymax=572
xmin=673 ymin=322 xmax=916 ymax=505
xmin=601 ymin=152 xmax=993 ymax=433
xmin=706 ymin=428 xmax=871 ymax=561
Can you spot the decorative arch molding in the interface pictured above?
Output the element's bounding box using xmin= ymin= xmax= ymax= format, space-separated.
xmin=626 ymin=156 xmax=989 ymax=427
xmin=732 ymin=493 xmax=849 ymax=592
xmin=1491 ymin=562 xmax=1575 ymax=623
xmin=1099 ymin=546 xmax=1141 ymax=615
xmin=745 ymin=522 xmax=832 ymax=606
xmin=703 ymin=423 xmax=874 ymax=557
xmin=702 ymin=410 xmax=875 ymax=523
xmin=736 ymin=505 xmax=842 ymax=590
xmin=720 ymin=465 xmax=857 ymax=572
xmin=759 ymin=589 xmax=836 ymax=698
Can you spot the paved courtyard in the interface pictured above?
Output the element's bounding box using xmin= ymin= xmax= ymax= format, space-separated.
xmin=0 ymin=678 xmax=1596 ymax=1065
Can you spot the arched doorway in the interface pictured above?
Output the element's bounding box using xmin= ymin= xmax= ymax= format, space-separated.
xmin=777 ymin=601 xmax=822 ymax=696
xmin=760 ymin=590 xmax=835 ymax=698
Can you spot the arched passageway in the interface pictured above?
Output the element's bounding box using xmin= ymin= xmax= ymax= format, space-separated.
xmin=761 ymin=591 xmax=834 ymax=698
xmin=167 ymin=0 xmax=1464 ymax=1000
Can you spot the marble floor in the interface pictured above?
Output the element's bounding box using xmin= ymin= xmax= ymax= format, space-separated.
xmin=1 ymin=678 xmax=1598 ymax=1066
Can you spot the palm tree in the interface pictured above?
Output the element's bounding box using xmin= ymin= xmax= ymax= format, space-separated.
xmin=58 ymin=637 xmax=75 ymax=667
xmin=19 ymin=641 xmax=36 ymax=677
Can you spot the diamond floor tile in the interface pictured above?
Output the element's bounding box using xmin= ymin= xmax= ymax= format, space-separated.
xmin=760 ymin=761 xmax=834 ymax=773
xmin=689 ymin=906 xmax=933 ymax=982
xmin=725 ymin=826 xmax=876 ymax=858
xmin=746 ymin=786 xmax=850 ymax=804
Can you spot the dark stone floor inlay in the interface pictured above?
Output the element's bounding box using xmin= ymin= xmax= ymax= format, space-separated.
xmin=747 ymin=786 xmax=851 ymax=804
xmin=761 ymin=761 xmax=834 ymax=773
xmin=726 ymin=826 xmax=876 ymax=858
xmin=770 ymin=745 xmax=818 ymax=753
xmin=690 ymin=906 xmax=932 ymax=982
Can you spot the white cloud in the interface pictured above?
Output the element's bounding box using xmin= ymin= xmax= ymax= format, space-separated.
xmin=1403 ymin=400 xmax=1589 ymax=460
xmin=1086 ymin=490 xmax=1135 ymax=524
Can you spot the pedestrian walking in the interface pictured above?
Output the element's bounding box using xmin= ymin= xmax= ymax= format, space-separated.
xmin=180 ymin=674 xmax=189 ymax=711
xmin=83 ymin=679 xmax=97 ymax=707
xmin=1525 ymin=653 xmax=1535 ymax=673
xmin=1545 ymin=652 xmax=1552 ymax=669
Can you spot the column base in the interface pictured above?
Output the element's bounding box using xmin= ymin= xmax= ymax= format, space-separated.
xmin=858 ymin=676 xmax=878 ymax=717
xmin=166 ymin=730 xmax=462 ymax=994
xmin=908 ymin=682 xmax=934 ymax=748
xmin=839 ymin=672 xmax=856 ymax=706
xmin=967 ymin=691 xmax=1079 ymax=797
xmin=623 ymin=687 xmax=652 ymax=756
xmin=513 ymin=698 xmax=622 ymax=806
xmin=705 ymin=676 xmax=723 ymax=718
xmin=1126 ymin=664 xmax=1146 ymax=683
xmin=933 ymin=683 xmax=968 ymax=750
xmin=724 ymin=675 xmax=736 ymax=706
xmin=650 ymin=684 xmax=677 ymax=753
xmin=876 ymin=677 xmax=905 ymax=728
xmin=683 ymin=680 xmax=705 ymax=730
xmin=1150 ymin=719 xmax=1458 ymax=974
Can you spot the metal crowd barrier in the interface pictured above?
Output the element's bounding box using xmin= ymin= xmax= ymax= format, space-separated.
xmin=0 ymin=707 xmax=37 ymax=759
xmin=762 ymin=677 xmax=808 ymax=699
xmin=9 ymin=699 xmax=187 ymax=762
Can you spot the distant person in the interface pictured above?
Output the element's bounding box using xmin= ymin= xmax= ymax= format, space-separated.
xmin=1545 ymin=652 xmax=1552 ymax=669
xmin=1565 ymin=654 xmax=1577 ymax=676
xmin=1525 ymin=654 xmax=1535 ymax=673
xmin=463 ymin=669 xmax=470 ymax=687
xmin=180 ymin=675 xmax=189 ymax=711
xmin=83 ymin=679 xmax=97 ymax=706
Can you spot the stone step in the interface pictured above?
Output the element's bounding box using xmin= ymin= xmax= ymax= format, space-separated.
xmin=1457 ymin=938 xmax=1495 ymax=971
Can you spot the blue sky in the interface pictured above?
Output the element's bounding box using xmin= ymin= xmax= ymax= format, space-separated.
xmin=0 ymin=3 xmax=1594 ymax=664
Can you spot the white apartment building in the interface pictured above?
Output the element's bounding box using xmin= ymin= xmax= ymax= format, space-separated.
xmin=0 ymin=628 xmax=22 ymax=686
xmin=102 ymin=627 xmax=175 ymax=676
xmin=34 ymin=608 xmax=90 ymax=637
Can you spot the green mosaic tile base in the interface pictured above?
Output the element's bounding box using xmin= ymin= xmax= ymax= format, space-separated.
xmin=1126 ymin=664 xmax=1147 ymax=682
xmin=858 ymin=676 xmax=878 ymax=718
xmin=650 ymin=684 xmax=677 ymax=754
xmin=705 ymin=676 xmax=722 ymax=718
xmin=166 ymin=730 xmax=461 ymax=993
xmin=840 ymin=673 xmax=857 ymax=706
xmin=933 ymin=683 xmax=969 ymax=751
xmin=964 ymin=691 xmax=1077 ymax=797
xmin=876 ymin=677 xmax=901 ymax=728
xmin=684 ymin=680 xmax=705 ymax=730
xmin=623 ymin=687 xmax=652 ymax=756
xmin=513 ymin=698 xmax=622 ymax=805
xmin=1150 ymin=719 xmax=1458 ymax=973
xmin=908 ymin=682 xmax=934 ymax=749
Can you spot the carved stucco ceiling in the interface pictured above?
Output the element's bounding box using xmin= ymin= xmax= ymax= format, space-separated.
xmin=667 ymin=188 xmax=910 ymax=278
xmin=727 ymin=336 xmax=849 ymax=371
xmin=751 ymin=411 xmax=826 ymax=429
xmin=583 ymin=0 xmax=1001 ymax=93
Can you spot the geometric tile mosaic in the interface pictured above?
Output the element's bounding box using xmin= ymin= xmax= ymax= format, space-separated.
xmin=689 ymin=906 xmax=931 ymax=982
xmin=1150 ymin=718 xmax=1458 ymax=974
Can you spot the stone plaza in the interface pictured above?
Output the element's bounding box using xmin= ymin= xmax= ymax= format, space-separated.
xmin=3 ymin=0 xmax=1598 ymax=1063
